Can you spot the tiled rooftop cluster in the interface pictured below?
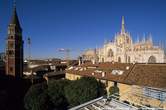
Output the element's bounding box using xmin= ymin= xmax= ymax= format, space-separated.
xmin=66 ymin=62 xmax=166 ymax=89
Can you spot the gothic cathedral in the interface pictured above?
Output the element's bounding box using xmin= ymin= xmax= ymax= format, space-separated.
xmin=82 ymin=16 xmax=165 ymax=63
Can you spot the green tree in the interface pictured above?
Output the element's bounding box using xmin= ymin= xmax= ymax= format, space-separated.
xmin=24 ymin=83 xmax=50 ymax=110
xmin=47 ymin=79 xmax=70 ymax=110
xmin=65 ymin=77 xmax=106 ymax=107
xmin=97 ymin=80 xmax=107 ymax=96
xmin=24 ymin=77 xmax=106 ymax=110
xmin=109 ymin=82 xmax=119 ymax=99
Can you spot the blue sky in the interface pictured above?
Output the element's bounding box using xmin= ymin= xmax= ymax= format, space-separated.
xmin=0 ymin=0 xmax=166 ymax=59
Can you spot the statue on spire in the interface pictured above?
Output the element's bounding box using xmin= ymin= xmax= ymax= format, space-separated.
xmin=121 ymin=16 xmax=125 ymax=34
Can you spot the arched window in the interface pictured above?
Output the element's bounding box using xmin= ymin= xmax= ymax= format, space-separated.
xmin=126 ymin=37 xmax=130 ymax=43
xmin=10 ymin=36 xmax=14 ymax=39
xmin=102 ymin=58 xmax=104 ymax=62
xmin=128 ymin=56 xmax=130 ymax=63
xmin=107 ymin=49 xmax=114 ymax=57
xmin=118 ymin=57 xmax=121 ymax=63
xmin=148 ymin=56 xmax=156 ymax=63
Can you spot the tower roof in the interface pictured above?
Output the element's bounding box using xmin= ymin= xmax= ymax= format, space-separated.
xmin=10 ymin=3 xmax=21 ymax=29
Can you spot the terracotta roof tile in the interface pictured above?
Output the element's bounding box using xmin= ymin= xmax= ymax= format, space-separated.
xmin=66 ymin=63 xmax=166 ymax=89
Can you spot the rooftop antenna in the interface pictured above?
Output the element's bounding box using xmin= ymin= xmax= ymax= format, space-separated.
xmin=58 ymin=48 xmax=70 ymax=61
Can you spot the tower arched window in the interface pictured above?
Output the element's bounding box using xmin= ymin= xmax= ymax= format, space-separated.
xmin=10 ymin=67 xmax=13 ymax=72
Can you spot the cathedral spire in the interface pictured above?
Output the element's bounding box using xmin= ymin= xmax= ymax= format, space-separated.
xmin=10 ymin=0 xmax=21 ymax=29
xmin=121 ymin=16 xmax=125 ymax=34
xmin=148 ymin=33 xmax=152 ymax=43
xmin=137 ymin=35 xmax=140 ymax=43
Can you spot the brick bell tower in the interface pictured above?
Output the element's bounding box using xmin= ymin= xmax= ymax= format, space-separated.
xmin=5 ymin=3 xmax=24 ymax=78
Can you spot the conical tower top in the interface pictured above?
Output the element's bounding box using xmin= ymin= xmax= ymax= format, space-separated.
xmin=10 ymin=0 xmax=21 ymax=29
xmin=121 ymin=16 xmax=125 ymax=34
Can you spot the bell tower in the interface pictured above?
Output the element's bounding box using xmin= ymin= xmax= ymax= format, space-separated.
xmin=5 ymin=2 xmax=24 ymax=78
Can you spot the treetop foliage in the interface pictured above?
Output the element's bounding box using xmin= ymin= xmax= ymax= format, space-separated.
xmin=24 ymin=77 xmax=106 ymax=110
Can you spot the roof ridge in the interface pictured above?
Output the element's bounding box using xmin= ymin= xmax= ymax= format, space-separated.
xmin=123 ymin=64 xmax=136 ymax=82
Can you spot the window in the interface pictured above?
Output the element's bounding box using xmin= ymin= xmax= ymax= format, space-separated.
xmin=107 ymin=49 xmax=114 ymax=57
xmin=143 ymin=87 xmax=166 ymax=101
xmin=118 ymin=57 xmax=121 ymax=63
xmin=127 ymin=38 xmax=130 ymax=43
xmin=128 ymin=56 xmax=130 ymax=63
xmin=102 ymin=58 xmax=104 ymax=62
xmin=148 ymin=56 xmax=156 ymax=63
xmin=10 ymin=67 xmax=13 ymax=72
xmin=8 ymin=50 xmax=14 ymax=56
xmin=11 ymin=36 xmax=14 ymax=39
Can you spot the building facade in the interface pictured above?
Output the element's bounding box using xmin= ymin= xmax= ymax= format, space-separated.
xmin=5 ymin=5 xmax=24 ymax=78
xmin=83 ymin=16 xmax=165 ymax=63
xmin=65 ymin=63 xmax=166 ymax=109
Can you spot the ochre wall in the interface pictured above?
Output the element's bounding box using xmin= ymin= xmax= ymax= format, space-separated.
xmin=65 ymin=73 xmax=166 ymax=109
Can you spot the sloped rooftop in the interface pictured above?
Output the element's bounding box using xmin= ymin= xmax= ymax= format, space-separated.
xmin=66 ymin=63 xmax=166 ymax=89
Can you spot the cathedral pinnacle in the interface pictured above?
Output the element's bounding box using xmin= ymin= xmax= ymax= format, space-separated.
xmin=121 ymin=16 xmax=125 ymax=34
